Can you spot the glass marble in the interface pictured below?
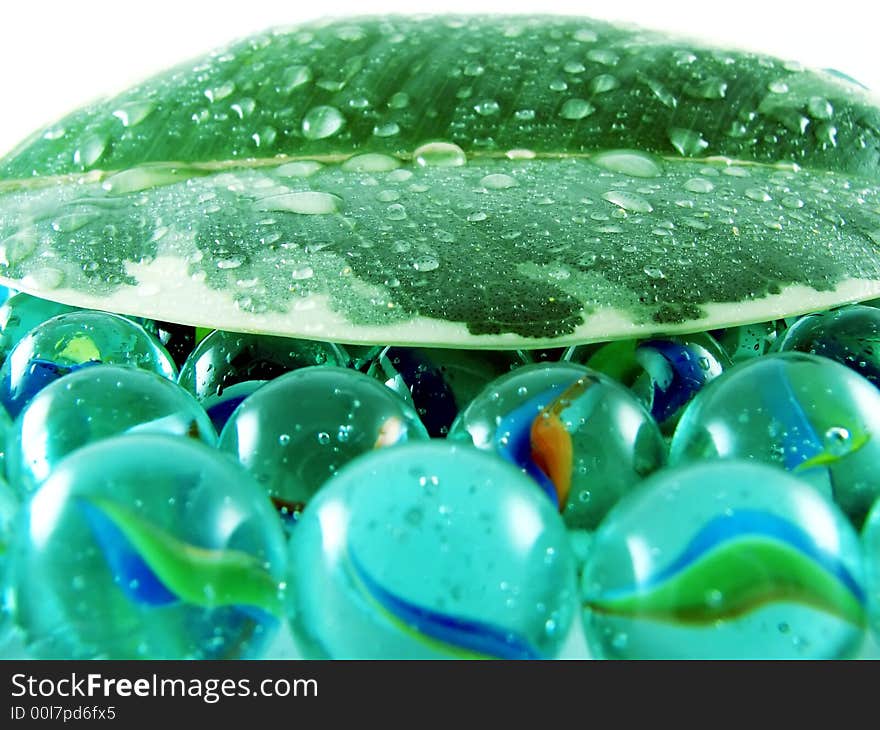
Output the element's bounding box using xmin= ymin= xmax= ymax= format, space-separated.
xmin=671 ymin=352 xmax=880 ymax=529
xmin=0 ymin=404 xmax=10 ymax=474
xmin=0 ymin=292 xmax=78 ymax=366
xmin=201 ymin=379 xmax=265 ymax=434
xmin=10 ymin=434 xmax=287 ymax=659
xmin=448 ymin=362 xmax=666 ymax=531
xmin=141 ymin=320 xmax=205 ymax=369
xmin=0 ymin=311 xmax=177 ymax=419
xmin=288 ymin=441 xmax=578 ymax=659
xmin=581 ymin=461 xmax=867 ymax=659
xmin=6 ymin=365 xmax=217 ymax=495
xmin=219 ymin=366 xmax=429 ymax=525
xmin=367 ymin=346 xmax=526 ymax=437
xmin=773 ymin=305 xmax=880 ymax=389
xmin=178 ymin=329 xmax=348 ymax=401
xmin=862 ymin=497 xmax=880 ymax=640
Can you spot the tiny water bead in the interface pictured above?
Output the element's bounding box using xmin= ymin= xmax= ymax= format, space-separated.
xmin=448 ymin=363 xmax=666 ymax=531
xmin=218 ymin=366 xmax=428 ymax=526
xmin=581 ymin=461 xmax=867 ymax=659
xmin=366 ymin=347 xmax=527 ymax=437
xmin=10 ymin=435 xmax=288 ymax=659
xmin=670 ymin=352 xmax=880 ymax=529
xmin=6 ymin=365 xmax=217 ymax=496
xmin=178 ymin=329 xmax=348 ymax=401
xmin=287 ymin=442 xmax=577 ymax=659
xmin=773 ymin=305 xmax=880 ymax=389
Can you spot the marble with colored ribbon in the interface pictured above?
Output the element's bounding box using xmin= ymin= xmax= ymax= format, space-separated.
xmin=10 ymin=434 xmax=287 ymax=659
xmin=449 ymin=362 xmax=666 ymax=530
xmin=287 ymin=442 xmax=577 ymax=659
xmin=671 ymin=352 xmax=880 ymax=529
xmin=581 ymin=461 xmax=867 ymax=659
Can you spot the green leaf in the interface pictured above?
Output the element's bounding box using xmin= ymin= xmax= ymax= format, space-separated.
xmin=1 ymin=15 xmax=879 ymax=347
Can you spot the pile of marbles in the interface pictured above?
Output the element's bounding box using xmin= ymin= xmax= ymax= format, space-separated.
xmin=1 ymin=287 xmax=880 ymax=659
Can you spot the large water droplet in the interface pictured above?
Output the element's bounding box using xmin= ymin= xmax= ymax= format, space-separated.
xmin=74 ymin=134 xmax=107 ymax=167
xmin=282 ymin=64 xmax=312 ymax=92
xmin=413 ymin=255 xmax=440 ymax=272
xmin=112 ymin=101 xmax=154 ymax=127
xmin=275 ymin=160 xmax=323 ymax=177
xmin=341 ymin=153 xmax=400 ymax=173
xmin=807 ymin=96 xmax=834 ymax=120
xmin=602 ymin=190 xmax=653 ymax=213
xmin=668 ymin=127 xmax=709 ymax=156
xmin=559 ymin=98 xmax=596 ymax=120
xmin=302 ymin=106 xmax=346 ymax=140
xmin=413 ymin=142 xmax=467 ymax=167
xmin=591 ymin=150 xmax=662 ymax=178
xmin=480 ymin=173 xmax=518 ymax=189
xmin=590 ymin=74 xmax=620 ymax=94
xmin=683 ymin=177 xmax=714 ymax=194
xmin=683 ymin=78 xmax=728 ymax=100
xmin=257 ymin=191 xmax=341 ymax=215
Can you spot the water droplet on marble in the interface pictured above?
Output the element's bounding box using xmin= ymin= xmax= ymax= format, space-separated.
xmin=341 ymin=153 xmax=400 ymax=173
xmin=413 ymin=141 xmax=467 ymax=168
xmin=591 ymin=150 xmax=662 ymax=178
xmin=668 ymin=127 xmax=709 ymax=156
xmin=480 ymin=173 xmax=518 ymax=189
xmin=301 ymin=105 xmax=346 ymax=140
xmin=602 ymin=190 xmax=653 ymax=213
xmin=559 ymin=98 xmax=596 ymax=120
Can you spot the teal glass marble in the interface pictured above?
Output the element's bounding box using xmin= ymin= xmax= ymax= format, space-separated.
xmin=670 ymin=352 xmax=880 ymax=529
xmin=0 ymin=292 xmax=78 ymax=365
xmin=219 ymin=366 xmax=428 ymax=524
xmin=581 ymin=461 xmax=867 ymax=659
xmin=178 ymin=329 xmax=348 ymax=401
xmin=448 ymin=362 xmax=666 ymax=531
xmin=6 ymin=365 xmax=217 ymax=495
xmin=10 ymin=434 xmax=287 ymax=659
xmin=366 ymin=346 xmax=526 ymax=436
xmin=0 ymin=310 xmax=177 ymax=418
xmin=773 ymin=305 xmax=880 ymax=389
xmin=288 ymin=441 xmax=577 ymax=659
xmin=862 ymin=497 xmax=880 ymax=640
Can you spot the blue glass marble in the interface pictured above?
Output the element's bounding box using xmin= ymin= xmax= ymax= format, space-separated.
xmin=0 ymin=293 xmax=78 ymax=366
xmin=773 ymin=305 xmax=880 ymax=389
xmin=219 ymin=366 xmax=428 ymax=525
xmin=367 ymin=346 xmax=526 ymax=436
xmin=671 ymin=352 xmax=880 ymax=529
xmin=581 ymin=461 xmax=867 ymax=659
xmin=448 ymin=362 xmax=666 ymax=530
xmin=288 ymin=441 xmax=577 ymax=659
xmin=9 ymin=434 xmax=287 ymax=659
xmin=6 ymin=365 xmax=217 ymax=495
xmin=0 ymin=311 xmax=176 ymax=419
xmin=178 ymin=329 xmax=348 ymax=401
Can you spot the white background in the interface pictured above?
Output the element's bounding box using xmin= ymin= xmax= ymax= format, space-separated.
xmin=0 ymin=0 xmax=878 ymax=157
